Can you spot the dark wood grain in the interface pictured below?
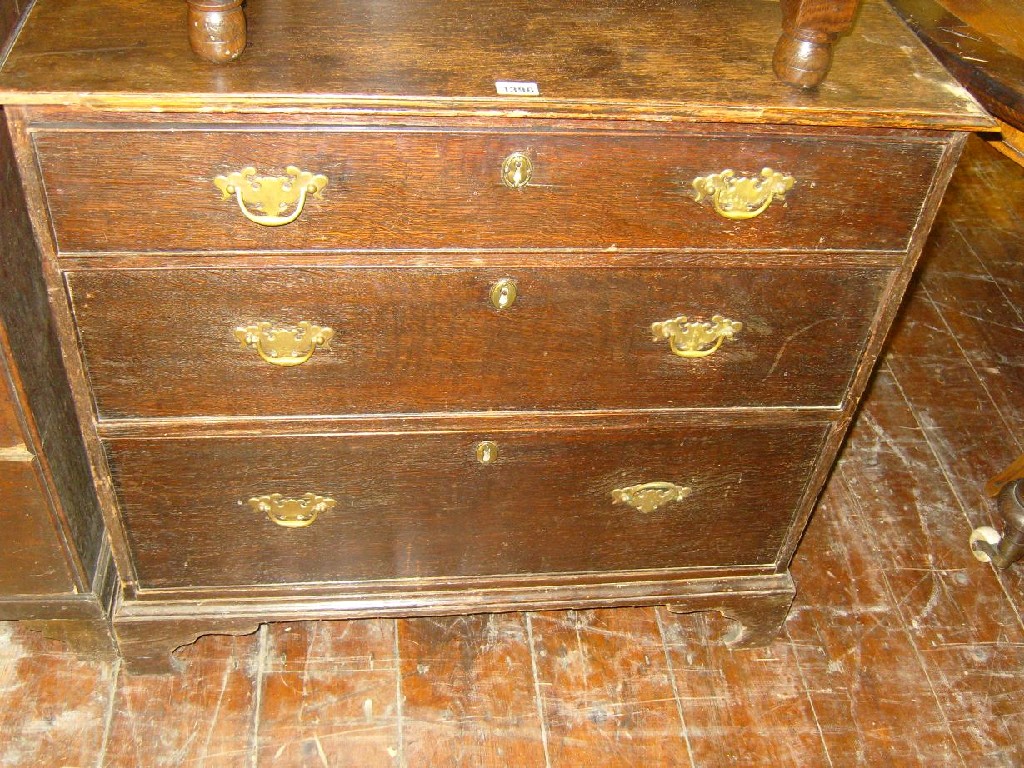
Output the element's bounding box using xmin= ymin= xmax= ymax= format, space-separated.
xmin=34 ymin=127 xmax=946 ymax=253
xmin=0 ymin=113 xmax=106 ymax=583
xmin=112 ymin=618 xmax=261 ymax=676
xmin=18 ymin=617 xmax=116 ymax=658
xmin=104 ymin=416 xmax=828 ymax=589
xmin=4 ymin=108 xmax=142 ymax=593
xmin=0 ymin=0 xmax=992 ymax=130
xmin=0 ymin=102 xmax=115 ymax=652
xmin=0 ymin=535 xmax=115 ymax=626
xmin=666 ymin=587 xmax=796 ymax=649
xmin=67 ymin=265 xmax=889 ymax=419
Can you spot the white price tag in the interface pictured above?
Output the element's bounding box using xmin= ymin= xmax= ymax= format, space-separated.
xmin=495 ymin=81 xmax=540 ymax=96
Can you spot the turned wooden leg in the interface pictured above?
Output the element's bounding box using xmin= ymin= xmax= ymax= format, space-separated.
xmin=971 ymin=479 xmax=1024 ymax=569
xmin=187 ymin=0 xmax=247 ymax=64
xmin=114 ymin=618 xmax=261 ymax=675
xmin=667 ymin=579 xmax=796 ymax=648
xmin=970 ymin=456 xmax=1024 ymax=568
xmin=773 ymin=0 xmax=862 ymax=89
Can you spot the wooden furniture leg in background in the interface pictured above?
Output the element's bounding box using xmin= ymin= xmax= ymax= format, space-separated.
xmin=970 ymin=456 xmax=1024 ymax=568
xmin=774 ymin=0 xmax=863 ymax=88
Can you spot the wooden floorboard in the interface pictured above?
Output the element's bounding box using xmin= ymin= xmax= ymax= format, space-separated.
xmin=102 ymin=634 xmax=258 ymax=767
xmin=530 ymin=607 xmax=688 ymax=767
xmin=1 ymin=134 xmax=1023 ymax=766
xmin=398 ymin=613 xmax=547 ymax=767
xmin=256 ymin=620 xmax=401 ymax=766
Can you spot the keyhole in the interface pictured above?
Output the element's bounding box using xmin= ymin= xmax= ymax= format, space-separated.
xmin=476 ymin=441 xmax=499 ymax=465
xmin=501 ymin=152 xmax=533 ymax=189
xmin=489 ymin=278 xmax=518 ymax=310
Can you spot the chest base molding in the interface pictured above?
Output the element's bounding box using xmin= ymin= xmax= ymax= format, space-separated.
xmin=113 ymin=571 xmax=794 ymax=674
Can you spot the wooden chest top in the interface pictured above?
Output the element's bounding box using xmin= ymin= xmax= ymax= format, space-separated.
xmin=0 ymin=0 xmax=992 ymax=129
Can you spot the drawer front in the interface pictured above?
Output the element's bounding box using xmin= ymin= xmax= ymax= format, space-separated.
xmin=105 ymin=418 xmax=829 ymax=589
xmin=0 ymin=458 xmax=77 ymax=594
xmin=67 ymin=266 xmax=889 ymax=418
xmin=36 ymin=128 xmax=943 ymax=253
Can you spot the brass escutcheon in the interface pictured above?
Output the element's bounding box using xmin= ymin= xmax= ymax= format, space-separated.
xmin=612 ymin=482 xmax=692 ymax=514
xmin=489 ymin=278 xmax=518 ymax=310
xmin=692 ymin=168 xmax=794 ymax=220
xmin=475 ymin=441 xmax=499 ymax=464
xmin=651 ymin=314 xmax=742 ymax=358
xmin=247 ymin=493 xmax=336 ymax=528
xmin=214 ymin=166 xmax=328 ymax=226
xmin=234 ymin=321 xmax=334 ymax=366
xmin=501 ymin=152 xmax=533 ymax=189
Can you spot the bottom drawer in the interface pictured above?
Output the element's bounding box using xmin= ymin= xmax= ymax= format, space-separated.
xmin=105 ymin=417 xmax=830 ymax=590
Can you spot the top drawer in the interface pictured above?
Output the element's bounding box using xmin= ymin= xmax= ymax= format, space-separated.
xmin=33 ymin=127 xmax=945 ymax=254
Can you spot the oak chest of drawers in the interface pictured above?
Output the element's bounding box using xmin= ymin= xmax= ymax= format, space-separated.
xmin=0 ymin=0 xmax=992 ymax=672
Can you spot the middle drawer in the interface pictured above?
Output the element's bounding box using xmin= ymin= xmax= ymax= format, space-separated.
xmin=67 ymin=265 xmax=889 ymax=419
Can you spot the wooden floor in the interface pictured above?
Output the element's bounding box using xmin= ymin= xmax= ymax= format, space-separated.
xmin=2 ymin=134 xmax=1023 ymax=767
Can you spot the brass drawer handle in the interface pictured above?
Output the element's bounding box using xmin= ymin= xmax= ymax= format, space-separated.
xmin=214 ymin=166 xmax=328 ymax=227
xmin=234 ymin=321 xmax=334 ymax=367
xmin=692 ymin=168 xmax=794 ymax=220
xmin=501 ymin=152 xmax=533 ymax=189
xmin=651 ymin=315 xmax=742 ymax=358
xmin=612 ymin=482 xmax=692 ymax=513
xmin=247 ymin=493 xmax=336 ymax=528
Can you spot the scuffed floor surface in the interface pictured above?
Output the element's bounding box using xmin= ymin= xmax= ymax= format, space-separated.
xmin=2 ymin=135 xmax=1022 ymax=767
